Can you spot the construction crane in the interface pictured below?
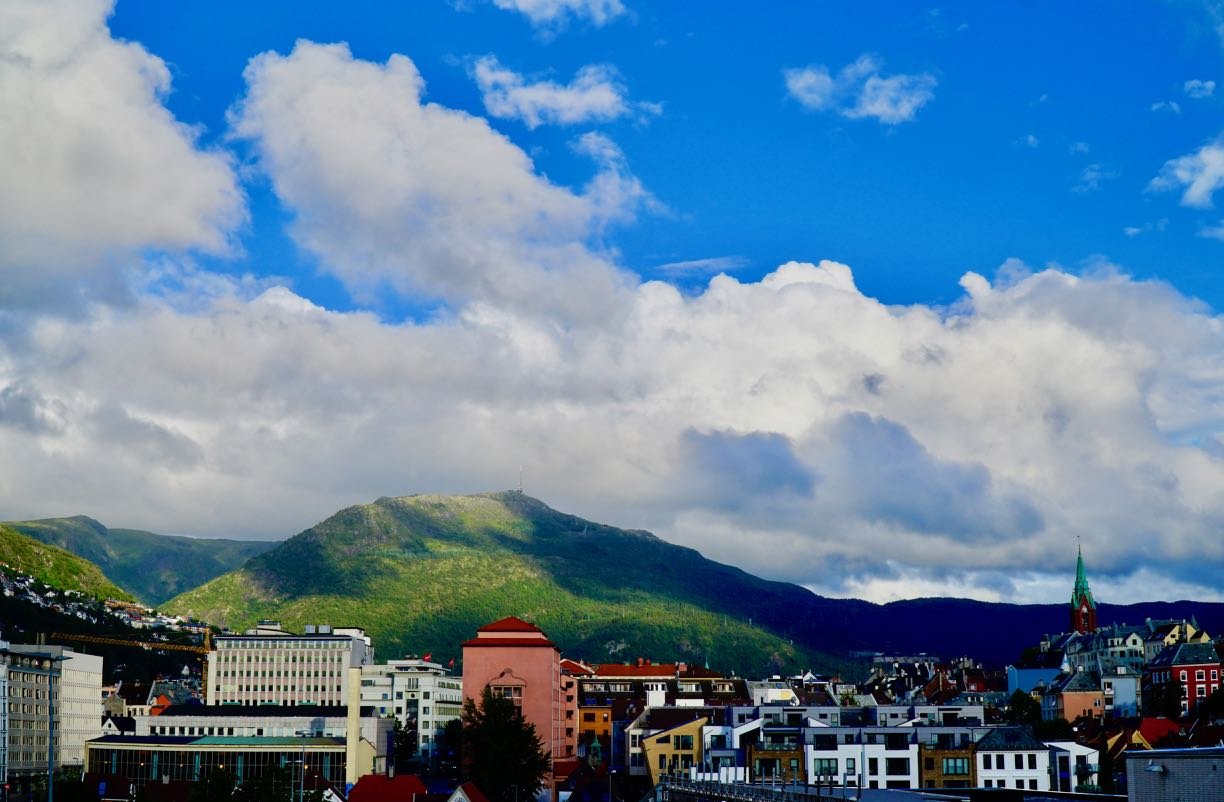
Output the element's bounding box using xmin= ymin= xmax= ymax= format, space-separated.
xmin=50 ymin=630 xmax=211 ymax=654
xmin=50 ymin=630 xmax=214 ymax=696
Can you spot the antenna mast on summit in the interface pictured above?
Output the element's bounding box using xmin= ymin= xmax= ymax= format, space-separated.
xmin=518 ymin=465 xmax=524 ymax=494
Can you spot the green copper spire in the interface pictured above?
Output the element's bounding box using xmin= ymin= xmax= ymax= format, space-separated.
xmin=1071 ymin=545 xmax=1096 ymax=609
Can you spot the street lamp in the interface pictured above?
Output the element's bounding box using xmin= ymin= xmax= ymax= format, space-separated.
xmin=295 ymin=730 xmax=311 ymax=802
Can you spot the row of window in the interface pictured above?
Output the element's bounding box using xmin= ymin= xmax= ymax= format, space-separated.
xmin=219 ymin=670 xmax=340 ymax=678
xmin=984 ymin=779 xmax=1039 ymax=789
xmin=982 ymin=753 xmax=1038 ymax=770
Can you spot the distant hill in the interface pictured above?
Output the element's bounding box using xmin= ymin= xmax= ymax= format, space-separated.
xmin=0 ymin=523 xmax=132 ymax=601
xmin=5 ymin=516 xmax=277 ymax=605
xmin=162 ymin=492 xmax=1224 ymax=675
xmin=163 ymin=492 xmax=869 ymax=677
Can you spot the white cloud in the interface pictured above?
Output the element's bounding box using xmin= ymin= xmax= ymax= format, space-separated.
xmin=784 ymin=54 xmax=936 ymax=125
xmin=1069 ymin=141 xmax=1090 ymax=154
xmin=1151 ymin=138 xmax=1224 ymax=207
xmin=1185 ymin=78 xmax=1216 ymax=99
xmin=1018 ymin=133 xmax=1039 ymax=148
xmin=656 ymin=256 xmax=750 ymax=276
xmin=1151 ymin=100 xmax=1182 ymax=114
xmin=230 ymin=41 xmax=648 ymax=321
xmin=1123 ymin=219 xmax=1169 ymax=238
xmin=0 ymin=0 xmax=245 ymax=309
xmin=471 ymin=56 xmax=656 ymax=129
xmin=489 ymin=0 xmax=625 ymax=29
xmin=1073 ymin=163 xmax=1118 ymax=193
xmin=6 ymin=260 xmax=1224 ymax=605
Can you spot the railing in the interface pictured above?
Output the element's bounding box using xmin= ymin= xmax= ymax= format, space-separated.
xmin=657 ymin=776 xmax=848 ymax=802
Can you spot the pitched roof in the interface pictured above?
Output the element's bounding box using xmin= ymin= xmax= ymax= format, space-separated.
xmin=1148 ymin=641 xmax=1221 ymax=668
xmin=975 ymin=726 xmax=1046 ymax=752
xmin=460 ymin=637 xmax=557 ymax=649
xmin=348 ymin=774 xmax=428 ymax=802
xmin=451 ymin=782 xmax=491 ymax=802
xmin=477 ymin=616 xmax=543 ymax=633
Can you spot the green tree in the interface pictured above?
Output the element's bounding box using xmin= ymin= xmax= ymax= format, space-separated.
xmin=1034 ymin=717 xmax=1074 ymax=740
xmin=1004 ymin=690 xmax=1042 ymax=725
xmin=1146 ymin=679 xmax=1185 ymax=718
xmin=1199 ymin=687 xmax=1224 ymax=722
xmin=462 ymin=688 xmax=550 ymax=802
xmin=189 ymin=769 xmax=236 ymax=802
xmin=393 ymin=713 xmax=420 ymax=773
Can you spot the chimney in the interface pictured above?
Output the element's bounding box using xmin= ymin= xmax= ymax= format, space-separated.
xmin=678 ymin=662 xmax=688 ymax=674
xmin=637 ymin=657 xmax=644 ymax=667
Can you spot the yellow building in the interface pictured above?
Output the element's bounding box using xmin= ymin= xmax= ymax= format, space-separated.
xmin=640 ymin=715 xmax=708 ymax=785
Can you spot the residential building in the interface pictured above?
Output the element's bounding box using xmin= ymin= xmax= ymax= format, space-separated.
xmin=6 ymin=644 xmax=103 ymax=772
xmin=918 ymin=731 xmax=975 ymax=789
xmin=359 ymin=657 xmax=463 ymax=764
xmin=975 ymin=726 xmax=1050 ymax=791
xmin=624 ymin=707 xmax=715 ymax=782
xmin=0 ymin=639 xmax=8 ymax=787
xmin=1146 ymin=641 xmax=1222 ymax=715
xmin=1045 ymin=740 xmax=1099 ymax=791
xmin=205 ymin=622 xmax=372 ymax=707
xmin=1042 ymin=669 xmax=1104 ymax=722
xmin=1102 ymin=664 xmax=1141 ymax=718
xmin=460 ymin=617 xmax=567 ymax=766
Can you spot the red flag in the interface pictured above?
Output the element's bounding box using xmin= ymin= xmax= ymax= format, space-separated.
xmin=448 ymin=657 xmax=455 ymax=668
xmin=422 ymin=652 xmax=432 ymax=662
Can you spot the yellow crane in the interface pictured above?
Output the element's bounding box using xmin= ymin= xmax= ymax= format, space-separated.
xmin=50 ymin=630 xmax=214 ymax=696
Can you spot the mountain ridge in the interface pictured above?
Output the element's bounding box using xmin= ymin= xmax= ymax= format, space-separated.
xmin=4 ymin=515 xmax=278 ymax=605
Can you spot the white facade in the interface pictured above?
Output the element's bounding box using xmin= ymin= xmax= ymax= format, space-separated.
xmin=7 ymin=644 xmax=103 ymax=770
xmin=206 ymin=623 xmax=371 ymax=707
xmin=137 ymin=710 xmax=392 ymax=747
xmin=360 ymin=659 xmax=463 ymax=761
xmin=0 ymin=639 xmax=8 ymax=785
xmin=976 ymin=747 xmax=1050 ymax=791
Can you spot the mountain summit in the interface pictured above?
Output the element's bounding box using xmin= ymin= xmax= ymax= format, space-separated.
xmin=163 ymin=491 xmax=860 ymax=675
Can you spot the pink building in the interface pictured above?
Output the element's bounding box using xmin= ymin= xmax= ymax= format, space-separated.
xmin=461 ymin=616 xmax=567 ymax=767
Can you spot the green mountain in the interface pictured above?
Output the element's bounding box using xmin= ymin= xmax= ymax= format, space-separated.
xmin=163 ymin=492 xmax=863 ymax=677
xmin=0 ymin=523 xmax=132 ymax=601
xmin=5 ymin=516 xmax=278 ymax=605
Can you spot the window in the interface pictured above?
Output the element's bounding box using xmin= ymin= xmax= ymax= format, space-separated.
xmin=1014 ymin=754 xmax=1023 ymax=770
xmin=1027 ymin=754 xmax=1036 ymax=770
xmin=885 ymin=758 xmax=909 ymax=776
xmin=583 ymin=713 xmax=595 ymax=722
xmin=814 ymin=759 xmax=838 ymax=776
xmin=490 ymin=686 xmax=523 ymax=706
xmin=942 ymin=758 xmax=969 ymax=776
xmin=1198 ymin=670 xmax=1207 ymax=681
xmin=983 ymin=755 xmax=992 ymax=770
xmin=846 ymin=758 xmax=855 ymax=774
xmin=673 ymin=735 xmax=693 ymax=750
xmin=868 ymin=758 xmax=878 ymax=776
xmin=1029 ymin=779 xmax=1037 ymax=790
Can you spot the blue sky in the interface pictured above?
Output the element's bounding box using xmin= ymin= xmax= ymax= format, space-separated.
xmin=108 ymin=0 xmax=1224 ymax=312
xmin=7 ymin=0 xmax=1224 ymax=605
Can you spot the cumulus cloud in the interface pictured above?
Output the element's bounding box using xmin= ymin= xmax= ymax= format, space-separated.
xmin=230 ymin=41 xmax=646 ymax=321
xmin=1151 ymin=137 xmax=1224 ymax=207
xmin=489 ymin=0 xmax=625 ymax=29
xmin=784 ymin=54 xmax=937 ymax=124
xmin=471 ymin=56 xmax=656 ymax=128
xmin=5 ymin=260 xmax=1224 ymax=606
xmin=0 ymin=0 xmax=244 ymax=310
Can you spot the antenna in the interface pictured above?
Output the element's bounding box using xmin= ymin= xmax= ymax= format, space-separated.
xmin=517 ymin=465 xmax=524 ymax=494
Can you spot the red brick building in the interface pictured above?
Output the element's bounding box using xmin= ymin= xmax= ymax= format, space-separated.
xmin=1147 ymin=642 xmax=1222 ymax=715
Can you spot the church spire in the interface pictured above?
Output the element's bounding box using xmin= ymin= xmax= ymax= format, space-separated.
xmin=1070 ymin=544 xmax=1097 ymax=634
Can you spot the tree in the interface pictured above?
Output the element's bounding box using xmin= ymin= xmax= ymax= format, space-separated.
xmin=1199 ymin=687 xmax=1224 ymax=723
xmin=462 ymin=688 xmax=550 ymax=802
xmin=1004 ymin=690 xmax=1042 ymax=726
xmin=393 ymin=713 xmax=420 ymax=773
xmin=1146 ymin=679 xmax=1185 ymax=718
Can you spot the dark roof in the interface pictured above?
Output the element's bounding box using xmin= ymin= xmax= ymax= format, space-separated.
xmin=1148 ymin=642 xmax=1221 ymax=669
xmin=975 ymin=726 xmax=1046 ymax=752
xmin=102 ymin=714 xmax=137 ymax=733
xmin=639 ymin=707 xmax=717 ymax=731
xmin=157 ymin=704 xmax=348 ymax=717
xmin=477 ymin=616 xmax=543 ymax=633
xmin=88 ymin=734 xmax=346 ymax=747
xmin=1047 ymin=670 xmax=1100 ymax=694
xmin=348 ymin=774 xmax=428 ymax=802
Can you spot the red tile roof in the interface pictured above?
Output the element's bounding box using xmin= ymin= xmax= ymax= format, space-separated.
xmin=477 ymin=616 xmax=544 ymax=633
xmin=347 ymin=774 xmax=428 ymax=802
xmin=594 ymin=663 xmax=679 ymax=677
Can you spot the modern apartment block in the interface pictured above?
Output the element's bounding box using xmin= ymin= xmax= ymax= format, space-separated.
xmin=359 ymin=657 xmax=464 ymax=763
xmin=205 ymin=622 xmax=372 ymax=706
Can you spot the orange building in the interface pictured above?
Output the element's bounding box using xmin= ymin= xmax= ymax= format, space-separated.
xmin=461 ymin=617 xmax=567 ymax=767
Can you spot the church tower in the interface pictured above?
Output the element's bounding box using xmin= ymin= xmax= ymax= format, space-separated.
xmin=1070 ymin=545 xmax=1097 ymax=634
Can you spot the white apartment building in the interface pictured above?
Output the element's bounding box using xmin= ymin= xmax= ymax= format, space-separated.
xmin=360 ymin=658 xmax=463 ymax=762
xmin=0 ymin=639 xmax=8 ymax=785
xmin=6 ymin=644 xmax=103 ymax=772
xmin=206 ymin=622 xmax=371 ymax=707
xmin=975 ymin=726 xmax=1051 ymax=791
